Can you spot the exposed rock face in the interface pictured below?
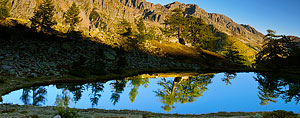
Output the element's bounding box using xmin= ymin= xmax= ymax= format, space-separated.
xmin=8 ymin=0 xmax=264 ymax=48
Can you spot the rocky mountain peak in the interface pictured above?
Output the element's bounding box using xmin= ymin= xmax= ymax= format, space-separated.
xmin=8 ymin=0 xmax=264 ymax=48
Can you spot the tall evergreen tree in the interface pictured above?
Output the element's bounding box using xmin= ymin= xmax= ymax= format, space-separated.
xmin=30 ymin=0 xmax=57 ymax=32
xmin=64 ymin=2 xmax=82 ymax=32
xmin=186 ymin=16 xmax=218 ymax=51
xmin=164 ymin=8 xmax=187 ymax=45
xmin=186 ymin=16 xmax=205 ymax=45
xmin=0 ymin=0 xmax=10 ymax=19
xmin=255 ymin=30 xmax=299 ymax=68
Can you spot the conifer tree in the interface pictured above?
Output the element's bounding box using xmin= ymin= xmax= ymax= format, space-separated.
xmin=255 ymin=30 xmax=299 ymax=68
xmin=30 ymin=0 xmax=57 ymax=32
xmin=119 ymin=19 xmax=133 ymax=37
xmin=64 ymin=2 xmax=81 ymax=32
xmin=186 ymin=16 xmax=217 ymax=51
xmin=137 ymin=17 xmax=146 ymax=35
xmin=224 ymin=37 xmax=245 ymax=64
xmin=0 ymin=0 xmax=10 ymax=19
xmin=186 ymin=16 xmax=205 ymax=45
xmin=164 ymin=8 xmax=187 ymax=45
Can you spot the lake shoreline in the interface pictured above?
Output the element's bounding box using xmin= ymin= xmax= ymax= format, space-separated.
xmin=1 ymin=69 xmax=300 ymax=118
xmin=0 ymin=104 xmax=260 ymax=118
xmin=1 ymin=67 xmax=300 ymax=101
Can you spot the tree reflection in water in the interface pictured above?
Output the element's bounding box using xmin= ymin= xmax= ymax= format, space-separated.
xmin=55 ymin=88 xmax=71 ymax=108
xmin=154 ymin=74 xmax=213 ymax=111
xmin=128 ymin=77 xmax=149 ymax=103
xmin=110 ymin=80 xmax=127 ymax=105
xmin=255 ymin=72 xmax=300 ymax=105
xmin=222 ymin=72 xmax=237 ymax=85
xmin=89 ymin=82 xmax=104 ymax=106
xmin=20 ymin=86 xmax=47 ymax=106
xmin=58 ymin=82 xmax=105 ymax=106
xmin=13 ymin=72 xmax=300 ymax=112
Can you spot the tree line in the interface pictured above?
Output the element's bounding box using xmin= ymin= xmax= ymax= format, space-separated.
xmin=30 ymin=0 xmax=81 ymax=33
xmin=1 ymin=1 xmax=246 ymax=65
xmin=0 ymin=0 xmax=81 ymax=33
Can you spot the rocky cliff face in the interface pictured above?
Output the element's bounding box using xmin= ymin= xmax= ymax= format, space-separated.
xmin=8 ymin=0 xmax=264 ymax=48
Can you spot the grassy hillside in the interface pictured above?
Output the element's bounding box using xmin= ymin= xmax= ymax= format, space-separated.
xmin=220 ymin=36 xmax=258 ymax=65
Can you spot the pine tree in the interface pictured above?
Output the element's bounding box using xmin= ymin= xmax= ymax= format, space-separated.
xmin=255 ymin=30 xmax=299 ymax=68
xmin=186 ymin=16 xmax=205 ymax=45
xmin=164 ymin=8 xmax=187 ymax=45
xmin=137 ymin=17 xmax=146 ymax=35
xmin=64 ymin=2 xmax=81 ymax=32
xmin=224 ymin=37 xmax=245 ymax=64
xmin=30 ymin=0 xmax=57 ymax=32
xmin=119 ymin=19 xmax=133 ymax=37
xmin=118 ymin=19 xmax=137 ymax=50
xmin=0 ymin=0 xmax=10 ymax=19
xmin=186 ymin=16 xmax=217 ymax=51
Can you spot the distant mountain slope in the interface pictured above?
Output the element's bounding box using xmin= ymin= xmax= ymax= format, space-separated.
xmin=288 ymin=36 xmax=300 ymax=42
xmin=9 ymin=0 xmax=264 ymax=49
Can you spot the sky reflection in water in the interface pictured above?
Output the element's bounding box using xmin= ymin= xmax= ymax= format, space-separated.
xmin=2 ymin=72 xmax=300 ymax=114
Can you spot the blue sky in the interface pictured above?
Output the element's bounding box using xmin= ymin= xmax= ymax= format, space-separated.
xmin=147 ymin=0 xmax=300 ymax=37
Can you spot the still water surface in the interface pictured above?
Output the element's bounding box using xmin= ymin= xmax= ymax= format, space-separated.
xmin=2 ymin=72 xmax=300 ymax=114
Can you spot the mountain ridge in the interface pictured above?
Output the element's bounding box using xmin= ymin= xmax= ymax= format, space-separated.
xmin=8 ymin=0 xmax=264 ymax=48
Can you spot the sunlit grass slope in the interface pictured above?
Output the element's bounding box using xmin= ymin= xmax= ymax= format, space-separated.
xmin=142 ymin=40 xmax=224 ymax=59
xmin=228 ymin=37 xmax=258 ymax=63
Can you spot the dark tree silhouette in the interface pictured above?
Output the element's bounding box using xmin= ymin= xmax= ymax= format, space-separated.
xmin=20 ymin=88 xmax=31 ymax=105
xmin=255 ymin=72 xmax=300 ymax=105
xmin=110 ymin=80 xmax=127 ymax=105
xmin=89 ymin=82 xmax=104 ymax=106
xmin=20 ymin=87 xmax=47 ymax=106
xmin=255 ymin=30 xmax=299 ymax=68
xmin=30 ymin=0 xmax=57 ymax=32
xmin=64 ymin=84 xmax=85 ymax=102
xmin=255 ymin=74 xmax=279 ymax=105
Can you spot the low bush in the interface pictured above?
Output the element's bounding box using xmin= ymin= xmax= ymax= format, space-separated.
xmin=261 ymin=110 xmax=299 ymax=118
xmin=56 ymin=107 xmax=79 ymax=118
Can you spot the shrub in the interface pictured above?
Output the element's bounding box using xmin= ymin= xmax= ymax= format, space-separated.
xmin=261 ymin=110 xmax=299 ymax=118
xmin=56 ymin=107 xmax=79 ymax=118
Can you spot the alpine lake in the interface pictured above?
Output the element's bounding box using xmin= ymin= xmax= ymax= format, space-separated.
xmin=1 ymin=72 xmax=299 ymax=114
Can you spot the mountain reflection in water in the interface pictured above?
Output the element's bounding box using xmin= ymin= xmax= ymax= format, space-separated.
xmin=2 ymin=72 xmax=300 ymax=114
